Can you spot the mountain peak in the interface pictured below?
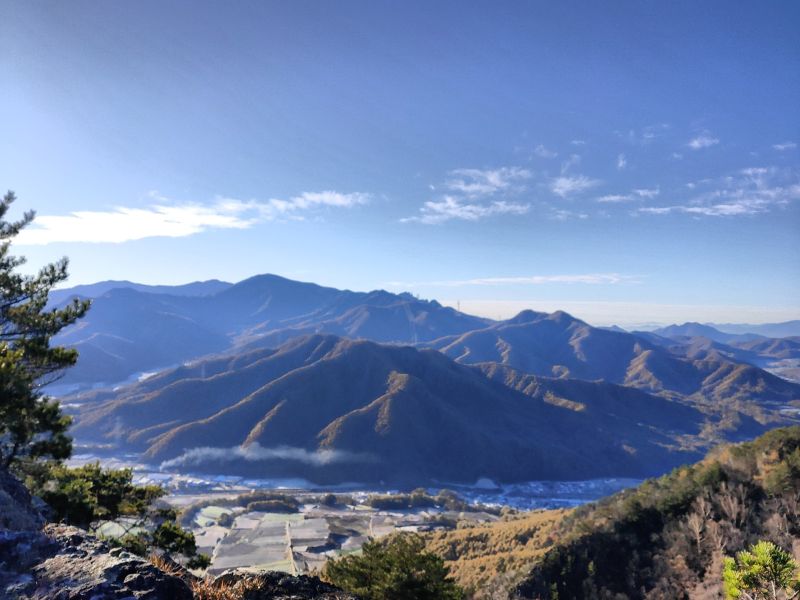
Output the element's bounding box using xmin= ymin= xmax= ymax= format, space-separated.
xmin=507 ymin=309 xmax=547 ymax=324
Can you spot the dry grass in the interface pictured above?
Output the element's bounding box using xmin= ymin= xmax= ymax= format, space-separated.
xmin=148 ymin=553 xmax=262 ymax=600
xmin=147 ymin=553 xmax=185 ymax=578
xmin=189 ymin=575 xmax=264 ymax=600
xmin=422 ymin=509 xmax=569 ymax=598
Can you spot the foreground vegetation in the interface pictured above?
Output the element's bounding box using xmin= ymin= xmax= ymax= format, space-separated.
xmin=515 ymin=426 xmax=800 ymax=599
xmin=323 ymin=534 xmax=465 ymax=600
xmin=422 ymin=509 xmax=568 ymax=598
xmin=0 ymin=192 xmax=207 ymax=567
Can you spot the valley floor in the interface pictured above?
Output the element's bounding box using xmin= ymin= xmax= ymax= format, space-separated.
xmin=72 ymin=454 xmax=638 ymax=578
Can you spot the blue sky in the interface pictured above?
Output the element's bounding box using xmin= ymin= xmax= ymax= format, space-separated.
xmin=1 ymin=1 xmax=798 ymax=326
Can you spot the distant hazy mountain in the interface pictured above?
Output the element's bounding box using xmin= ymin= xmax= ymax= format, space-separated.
xmin=653 ymin=320 xmax=800 ymax=340
xmin=72 ymin=335 xmax=714 ymax=484
xmin=431 ymin=310 xmax=800 ymax=406
xmin=48 ymin=279 xmax=232 ymax=306
xmin=711 ymin=320 xmax=800 ymax=338
xmin=52 ymin=274 xmax=489 ymax=389
xmin=651 ymin=322 xmax=763 ymax=343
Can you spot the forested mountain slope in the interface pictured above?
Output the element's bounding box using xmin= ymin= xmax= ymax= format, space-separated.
xmin=513 ymin=426 xmax=800 ymax=599
xmin=72 ymin=335 xmax=710 ymax=484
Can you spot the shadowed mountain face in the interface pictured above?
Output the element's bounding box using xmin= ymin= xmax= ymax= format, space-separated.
xmin=53 ymin=274 xmax=489 ymax=389
xmin=59 ymin=276 xmax=800 ymax=485
xmin=72 ymin=335 xmax=715 ymax=485
xmin=430 ymin=310 xmax=800 ymax=407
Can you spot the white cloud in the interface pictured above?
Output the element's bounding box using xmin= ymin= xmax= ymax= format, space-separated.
xmin=570 ymin=139 xmax=587 ymax=146
xmin=533 ymin=144 xmax=558 ymax=159
xmin=596 ymin=188 xmax=659 ymax=203
xmin=405 ymin=166 xmax=533 ymax=224
xmin=386 ymin=273 xmax=637 ymax=288
xmin=15 ymin=190 xmax=370 ymax=245
xmin=160 ymin=444 xmax=376 ymax=470
xmin=444 ymin=167 xmax=531 ymax=197
xmin=597 ymin=194 xmax=633 ymax=203
xmin=226 ymin=190 xmax=370 ymax=219
xmin=551 ymin=175 xmax=601 ymax=198
xmin=773 ymin=141 xmax=797 ymax=151
xmin=633 ymin=187 xmax=660 ymax=199
xmin=638 ymin=166 xmax=799 ymax=217
xmin=688 ymin=133 xmax=720 ymax=150
xmin=401 ymin=196 xmax=529 ymax=225
xmin=616 ymin=154 xmax=627 ymax=170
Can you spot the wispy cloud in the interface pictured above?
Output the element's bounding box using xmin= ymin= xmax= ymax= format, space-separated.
xmin=616 ymin=153 xmax=627 ymax=170
xmin=551 ymin=175 xmax=601 ymax=198
xmin=773 ymin=141 xmax=797 ymax=151
xmin=639 ymin=166 xmax=799 ymax=217
xmin=570 ymin=139 xmax=587 ymax=146
xmin=401 ymin=196 xmax=529 ymax=224
xmin=223 ymin=190 xmax=370 ymax=219
xmin=404 ymin=166 xmax=532 ymax=224
xmin=633 ymin=187 xmax=660 ymax=199
xmin=597 ymin=187 xmax=659 ymax=203
xmin=15 ymin=190 xmax=370 ymax=245
xmin=688 ymin=132 xmax=720 ymax=150
xmin=550 ymin=208 xmax=589 ymax=220
xmin=444 ymin=167 xmax=531 ymax=197
xmin=386 ymin=273 xmax=638 ymax=288
xmin=597 ymin=194 xmax=633 ymax=203
xmin=160 ymin=444 xmax=376 ymax=470
xmin=617 ymin=123 xmax=670 ymax=146
xmin=533 ymin=144 xmax=558 ymax=159
xmin=560 ymin=154 xmax=581 ymax=174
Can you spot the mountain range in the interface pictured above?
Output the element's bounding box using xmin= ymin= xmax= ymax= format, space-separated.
xmin=72 ymin=334 xmax=712 ymax=484
xmin=57 ymin=274 xmax=800 ymax=485
xmin=53 ymin=274 xmax=488 ymax=390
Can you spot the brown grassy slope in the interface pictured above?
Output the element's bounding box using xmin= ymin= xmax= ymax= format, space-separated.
xmin=422 ymin=510 xmax=568 ymax=598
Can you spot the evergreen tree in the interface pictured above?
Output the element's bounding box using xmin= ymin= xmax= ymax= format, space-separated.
xmin=723 ymin=541 xmax=800 ymax=600
xmin=0 ymin=190 xmax=90 ymax=467
xmin=323 ymin=533 xmax=463 ymax=600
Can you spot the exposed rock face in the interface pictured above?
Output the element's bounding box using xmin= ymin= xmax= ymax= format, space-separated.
xmin=0 ymin=467 xmax=357 ymax=599
xmin=0 ymin=466 xmax=45 ymax=531
xmin=1 ymin=524 xmax=193 ymax=599
xmin=0 ymin=466 xmax=191 ymax=599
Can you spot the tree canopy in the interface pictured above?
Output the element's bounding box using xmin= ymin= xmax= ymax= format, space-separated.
xmin=323 ymin=533 xmax=464 ymax=600
xmin=724 ymin=541 xmax=800 ymax=600
xmin=0 ymin=190 xmax=90 ymax=467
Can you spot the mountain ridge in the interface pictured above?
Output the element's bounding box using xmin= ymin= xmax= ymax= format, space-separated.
xmin=71 ymin=334 xmax=717 ymax=485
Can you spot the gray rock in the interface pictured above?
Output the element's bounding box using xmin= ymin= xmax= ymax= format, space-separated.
xmin=0 ymin=467 xmax=356 ymax=599
xmin=0 ymin=467 xmax=44 ymax=531
xmin=1 ymin=524 xmax=193 ymax=599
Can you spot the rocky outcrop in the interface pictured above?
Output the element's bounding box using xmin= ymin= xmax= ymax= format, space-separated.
xmin=0 ymin=466 xmax=44 ymax=531
xmin=0 ymin=466 xmax=356 ymax=599
xmin=1 ymin=524 xmax=193 ymax=599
